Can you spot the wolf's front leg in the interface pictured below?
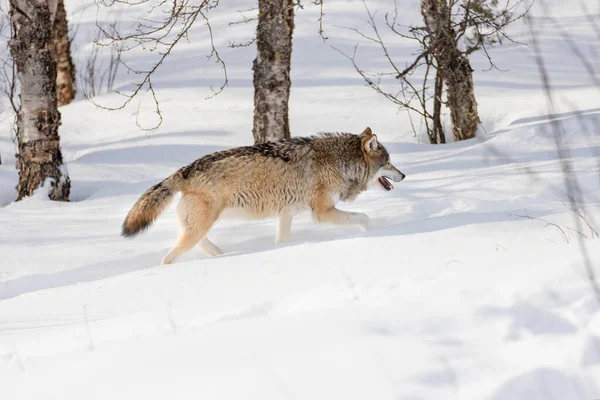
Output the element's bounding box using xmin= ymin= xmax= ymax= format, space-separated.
xmin=198 ymin=236 xmax=223 ymax=257
xmin=313 ymin=208 xmax=371 ymax=232
xmin=275 ymin=215 xmax=293 ymax=244
xmin=312 ymin=189 xmax=371 ymax=232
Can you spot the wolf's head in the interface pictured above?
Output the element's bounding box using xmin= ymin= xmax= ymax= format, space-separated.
xmin=360 ymin=127 xmax=406 ymax=191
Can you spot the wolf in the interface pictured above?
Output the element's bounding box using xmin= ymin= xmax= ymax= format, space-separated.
xmin=122 ymin=127 xmax=405 ymax=264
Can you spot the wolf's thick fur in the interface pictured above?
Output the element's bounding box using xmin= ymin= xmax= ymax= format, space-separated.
xmin=122 ymin=127 xmax=405 ymax=264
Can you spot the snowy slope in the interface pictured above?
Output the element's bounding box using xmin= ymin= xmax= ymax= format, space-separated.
xmin=1 ymin=0 xmax=600 ymax=399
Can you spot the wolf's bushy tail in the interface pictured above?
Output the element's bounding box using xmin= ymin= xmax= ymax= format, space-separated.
xmin=121 ymin=174 xmax=184 ymax=238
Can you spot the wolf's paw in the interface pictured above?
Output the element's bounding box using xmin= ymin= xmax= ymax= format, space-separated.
xmin=356 ymin=213 xmax=372 ymax=232
xmin=161 ymin=253 xmax=176 ymax=265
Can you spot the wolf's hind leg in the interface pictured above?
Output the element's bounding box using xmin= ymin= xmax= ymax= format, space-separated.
xmin=275 ymin=215 xmax=293 ymax=244
xmin=198 ymin=237 xmax=223 ymax=257
xmin=162 ymin=230 xmax=203 ymax=265
xmin=162 ymin=194 xmax=221 ymax=265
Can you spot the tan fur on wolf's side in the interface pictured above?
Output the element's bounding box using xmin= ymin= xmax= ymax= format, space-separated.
xmin=122 ymin=127 xmax=406 ymax=264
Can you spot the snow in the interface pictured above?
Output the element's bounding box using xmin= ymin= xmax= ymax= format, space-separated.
xmin=1 ymin=0 xmax=599 ymax=398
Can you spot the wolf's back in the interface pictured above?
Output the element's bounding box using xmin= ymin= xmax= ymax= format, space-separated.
xmin=121 ymin=174 xmax=183 ymax=238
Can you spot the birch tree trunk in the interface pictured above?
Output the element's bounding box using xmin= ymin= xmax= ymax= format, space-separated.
xmin=9 ymin=0 xmax=71 ymax=201
xmin=421 ymin=0 xmax=479 ymax=141
xmin=432 ymin=67 xmax=445 ymax=144
xmin=252 ymin=0 xmax=295 ymax=143
xmin=53 ymin=0 xmax=75 ymax=107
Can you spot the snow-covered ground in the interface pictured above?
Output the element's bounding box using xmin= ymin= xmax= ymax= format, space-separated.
xmin=1 ymin=0 xmax=599 ymax=398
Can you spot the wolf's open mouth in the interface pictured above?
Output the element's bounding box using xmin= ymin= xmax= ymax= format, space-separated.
xmin=378 ymin=176 xmax=394 ymax=191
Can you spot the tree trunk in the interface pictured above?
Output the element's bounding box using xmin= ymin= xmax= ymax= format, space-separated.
xmin=9 ymin=0 xmax=71 ymax=201
xmin=421 ymin=0 xmax=479 ymax=141
xmin=53 ymin=0 xmax=76 ymax=107
xmin=433 ymin=67 xmax=446 ymax=144
xmin=252 ymin=0 xmax=294 ymax=143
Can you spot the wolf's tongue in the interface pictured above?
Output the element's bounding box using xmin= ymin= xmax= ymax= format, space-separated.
xmin=379 ymin=176 xmax=394 ymax=190
xmin=384 ymin=177 xmax=394 ymax=189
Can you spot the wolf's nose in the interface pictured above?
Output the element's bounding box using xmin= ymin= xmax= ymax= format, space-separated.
xmin=400 ymin=173 xmax=406 ymax=181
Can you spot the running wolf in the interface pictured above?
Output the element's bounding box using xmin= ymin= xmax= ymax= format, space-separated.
xmin=122 ymin=127 xmax=405 ymax=264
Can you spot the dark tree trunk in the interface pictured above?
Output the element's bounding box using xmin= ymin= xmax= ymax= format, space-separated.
xmin=53 ymin=0 xmax=76 ymax=107
xmin=252 ymin=0 xmax=295 ymax=143
xmin=433 ymin=67 xmax=446 ymax=144
xmin=9 ymin=0 xmax=71 ymax=201
xmin=445 ymin=52 xmax=479 ymax=141
xmin=422 ymin=0 xmax=479 ymax=142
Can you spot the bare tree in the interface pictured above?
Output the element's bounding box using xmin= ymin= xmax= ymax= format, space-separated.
xmin=341 ymin=0 xmax=529 ymax=144
xmin=53 ymin=0 xmax=75 ymax=106
xmin=92 ymin=0 xmax=226 ymax=130
xmin=252 ymin=0 xmax=295 ymax=143
xmin=9 ymin=0 xmax=71 ymax=201
xmin=93 ymin=0 xmax=304 ymax=143
xmin=0 ymin=5 xmax=12 ymax=167
xmin=421 ymin=0 xmax=479 ymax=141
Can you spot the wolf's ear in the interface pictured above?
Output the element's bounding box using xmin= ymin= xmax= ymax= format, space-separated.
xmin=363 ymin=134 xmax=378 ymax=153
xmin=361 ymin=127 xmax=373 ymax=137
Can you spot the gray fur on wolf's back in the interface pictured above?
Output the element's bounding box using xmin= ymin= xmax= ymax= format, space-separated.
xmin=176 ymin=133 xmax=371 ymax=178
xmin=179 ymin=136 xmax=314 ymax=178
xmin=121 ymin=132 xmax=392 ymax=238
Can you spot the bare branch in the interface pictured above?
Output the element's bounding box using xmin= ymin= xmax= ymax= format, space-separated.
xmin=509 ymin=210 xmax=570 ymax=243
xmin=526 ymin=10 xmax=600 ymax=303
xmin=312 ymin=0 xmax=328 ymax=41
xmin=396 ymin=49 xmax=431 ymax=78
xmin=89 ymin=0 xmax=227 ymax=130
xmin=331 ymin=45 xmax=431 ymax=119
